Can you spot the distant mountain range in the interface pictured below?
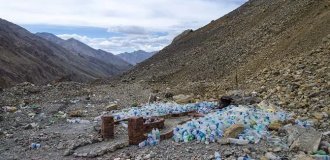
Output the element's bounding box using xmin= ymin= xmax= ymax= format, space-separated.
xmin=117 ymin=50 xmax=157 ymax=65
xmin=36 ymin=32 xmax=132 ymax=72
xmin=37 ymin=32 xmax=156 ymax=67
xmin=0 ymin=18 xmax=132 ymax=87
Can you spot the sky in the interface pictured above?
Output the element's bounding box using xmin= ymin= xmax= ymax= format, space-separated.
xmin=0 ymin=0 xmax=247 ymax=54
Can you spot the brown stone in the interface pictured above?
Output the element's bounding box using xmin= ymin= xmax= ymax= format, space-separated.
xmin=3 ymin=106 xmax=17 ymax=113
xmin=313 ymin=112 xmax=325 ymax=120
xmin=217 ymin=138 xmax=230 ymax=145
xmin=283 ymin=125 xmax=322 ymax=154
xmin=173 ymin=94 xmax=194 ymax=104
xmin=259 ymin=156 xmax=267 ymax=160
xmin=268 ymin=121 xmax=283 ymax=131
xmin=293 ymin=153 xmax=314 ymax=160
xmin=69 ymin=110 xmax=84 ymax=117
xmin=106 ymin=103 xmax=118 ymax=111
xmin=224 ymin=124 xmax=244 ymax=138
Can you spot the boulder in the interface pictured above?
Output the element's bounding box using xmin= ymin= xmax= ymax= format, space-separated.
xmin=265 ymin=152 xmax=279 ymax=160
xmin=3 ymin=106 xmax=17 ymax=113
xmin=257 ymin=100 xmax=278 ymax=112
xmin=232 ymin=96 xmax=262 ymax=105
xmin=268 ymin=121 xmax=283 ymax=131
xmin=23 ymin=123 xmax=37 ymax=130
xmin=25 ymin=87 xmax=41 ymax=94
xmin=292 ymin=153 xmax=314 ymax=160
xmin=313 ymin=112 xmax=327 ymax=120
xmin=259 ymin=156 xmax=268 ymax=160
xmin=173 ymin=94 xmax=194 ymax=104
xmin=69 ymin=110 xmax=84 ymax=117
xmin=218 ymin=96 xmax=233 ymax=108
xmin=217 ymin=138 xmax=230 ymax=145
xmin=106 ymin=103 xmax=118 ymax=111
xmin=164 ymin=92 xmax=174 ymax=99
xmin=282 ymin=124 xmax=322 ymax=153
xmin=224 ymin=124 xmax=244 ymax=138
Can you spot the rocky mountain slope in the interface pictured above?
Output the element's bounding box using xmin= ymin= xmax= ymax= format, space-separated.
xmin=36 ymin=32 xmax=132 ymax=72
xmin=117 ymin=50 xmax=157 ymax=65
xmin=0 ymin=19 xmax=126 ymax=88
xmin=121 ymin=0 xmax=330 ymax=95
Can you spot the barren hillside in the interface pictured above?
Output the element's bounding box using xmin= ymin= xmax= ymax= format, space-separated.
xmin=121 ymin=0 xmax=330 ymax=95
xmin=0 ymin=19 xmax=126 ymax=88
xmin=36 ymin=33 xmax=132 ymax=72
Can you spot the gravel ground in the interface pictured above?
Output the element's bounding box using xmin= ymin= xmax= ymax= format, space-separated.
xmin=0 ymin=81 xmax=329 ymax=160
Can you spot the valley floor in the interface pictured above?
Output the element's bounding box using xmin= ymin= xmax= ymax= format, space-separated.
xmin=0 ymin=80 xmax=329 ymax=160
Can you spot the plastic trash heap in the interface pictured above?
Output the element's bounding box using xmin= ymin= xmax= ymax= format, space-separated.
xmin=112 ymin=101 xmax=217 ymax=121
xmin=138 ymin=128 xmax=161 ymax=148
xmin=172 ymin=105 xmax=294 ymax=144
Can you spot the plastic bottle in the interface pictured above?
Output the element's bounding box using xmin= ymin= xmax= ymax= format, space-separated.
xmin=172 ymin=135 xmax=179 ymax=142
xmin=31 ymin=143 xmax=41 ymax=149
xmin=138 ymin=140 xmax=147 ymax=148
xmin=147 ymin=134 xmax=155 ymax=146
xmin=214 ymin=151 xmax=221 ymax=160
xmin=120 ymin=122 xmax=128 ymax=128
xmin=183 ymin=132 xmax=189 ymax=142
xmin=67 ymin=118 xmax=79 ymax=123
xmin=151 ymin=129 xmax=157 ymax=140
xmin=155 ymin=128 xmax=160 ymax=140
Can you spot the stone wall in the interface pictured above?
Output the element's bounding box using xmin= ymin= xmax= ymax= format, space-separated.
xmin=101 ymin=116 xmax=114 ymax=139
xmin=128 ymin=117 xmax=165 ymax=145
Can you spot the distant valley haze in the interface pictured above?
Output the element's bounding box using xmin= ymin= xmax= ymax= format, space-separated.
xmin=0 ymin=0 xmax=247 ymax=54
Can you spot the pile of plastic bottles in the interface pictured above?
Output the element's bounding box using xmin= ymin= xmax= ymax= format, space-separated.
xmin=172 ymin=105 xmax=293 ymax=144
xmin=66 ymin=118 xmax=90 ymax=124
xmin=295 ymin=119 xmax=314 ymax=128
xmin=112 ymin=101 xmax=217 ymax=121
xmin=138 ymin=128 xmax=161 ymax=148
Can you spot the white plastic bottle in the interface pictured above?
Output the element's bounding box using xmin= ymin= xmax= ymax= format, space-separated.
xmin=214 ymin=151 xmax=221 ymax=160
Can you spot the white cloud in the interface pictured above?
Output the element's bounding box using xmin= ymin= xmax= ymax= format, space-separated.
xmin=107 ymin=26 xmax=148 ymax=35
xmin=0 ymin=0 xmax=245 ymax=29
xmin=58 ymin=32 xmax=176 ymax=54
xmin=0 ymin=0 xmax=247 ymax=53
